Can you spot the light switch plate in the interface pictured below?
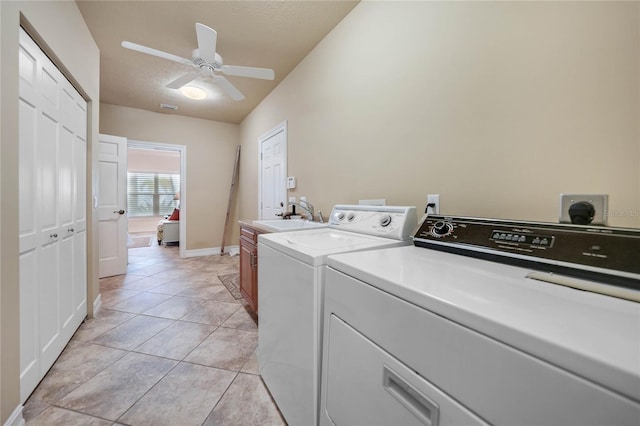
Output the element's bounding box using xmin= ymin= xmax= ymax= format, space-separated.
xmin=559 ymin=194 xmax=608 ymax=225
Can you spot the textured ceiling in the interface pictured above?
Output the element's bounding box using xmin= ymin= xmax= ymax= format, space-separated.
xmin=76 ymin=1 xmax=359 ymax=124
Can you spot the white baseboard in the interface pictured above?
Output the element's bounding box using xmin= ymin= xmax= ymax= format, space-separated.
xmin=92 ymin=293 xmax=102 ymax=317
xmin=184 ymin=245 xmax=239 ymax=258
xmin=4 ymin=405 xmax=25 ymax=426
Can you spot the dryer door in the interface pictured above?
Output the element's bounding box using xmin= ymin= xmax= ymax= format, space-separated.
xmin=323 ymin=314 xmax=487 ymax=426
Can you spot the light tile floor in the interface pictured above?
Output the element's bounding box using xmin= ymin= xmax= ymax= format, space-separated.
xmin=23 ymin=238 xmax=286 ymax=426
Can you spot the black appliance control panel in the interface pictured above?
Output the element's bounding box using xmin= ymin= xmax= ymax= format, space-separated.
xmin=414 ymin=215 xmax=640 ymax=290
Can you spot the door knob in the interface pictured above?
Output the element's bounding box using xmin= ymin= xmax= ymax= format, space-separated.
xmin=113 ymin=209 xmax=125 ymax=215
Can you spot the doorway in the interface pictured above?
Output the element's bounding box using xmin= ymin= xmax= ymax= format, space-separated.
xmin=127 ymin=140 xmax=187 ymax=258
xmin=258 ymin=121 xmax=288 ymax=219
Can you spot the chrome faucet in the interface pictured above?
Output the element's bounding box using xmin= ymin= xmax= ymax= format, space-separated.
xmin=290 ymin=200 xmax=314 ymax=221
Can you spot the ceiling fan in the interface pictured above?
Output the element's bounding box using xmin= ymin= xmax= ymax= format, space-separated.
xmin=121 ymin=23 xmax=275 ymax=101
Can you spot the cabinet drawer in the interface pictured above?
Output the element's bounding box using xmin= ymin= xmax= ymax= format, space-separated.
xmin=240 ymin=235 xmax=256 ymax=247
xmin=240 ymin=226 xmax=261 ymax=243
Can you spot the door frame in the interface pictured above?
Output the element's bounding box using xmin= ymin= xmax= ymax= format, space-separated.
xmin=258 ymin=120 xmax=288 ymax=219
xmin=128 ymin=139 xmax=187 ymax=258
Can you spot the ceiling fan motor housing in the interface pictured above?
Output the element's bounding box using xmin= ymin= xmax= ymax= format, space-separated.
xmin=192 ymin=49 xmax=223 ymax=70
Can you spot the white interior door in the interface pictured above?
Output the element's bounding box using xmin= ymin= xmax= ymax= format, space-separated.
xmin=98 ymin=134 xmax=128 ymax=278
xmin=19 ymin=27 xmax=88 ymax=402
xmin=259 ymin=121 xmax=287 ymax=219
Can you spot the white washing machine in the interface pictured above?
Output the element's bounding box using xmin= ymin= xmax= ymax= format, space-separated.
xmin=258 ymin=205 xmax=417 ymax=426
xmin=320 ymin=215 xmax=640 ymax=426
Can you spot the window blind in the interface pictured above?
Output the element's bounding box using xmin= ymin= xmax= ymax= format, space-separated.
xmin=127 ymin=172 xmax=180 ymax=217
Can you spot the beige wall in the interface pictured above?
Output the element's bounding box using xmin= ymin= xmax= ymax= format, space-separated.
xmin=128 ymin=147 xmax=180 ymax=173
xmin=0 ymin=1 xmax=100 ymax=422
xmin=240 ymin=1 xmax=640 ymax=228
xmin=100 ymin=103 xmax=241 ymax=251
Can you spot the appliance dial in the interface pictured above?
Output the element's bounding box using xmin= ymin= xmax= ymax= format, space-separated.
xmin=334 ymin=211 xmax=346 ymax=221
xmin=379 ymin=214 xmax=392 ymax=227
xmin=347 ymin=212 xmax=356 ymax=222
xmin=431 ymin=220 xmax=453 ymax=237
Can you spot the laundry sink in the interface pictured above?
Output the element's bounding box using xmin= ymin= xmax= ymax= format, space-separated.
xmin=253 ymin=219 xmax=329 ymax=232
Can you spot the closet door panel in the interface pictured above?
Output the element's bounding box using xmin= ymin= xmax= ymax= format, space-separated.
xmin=38 ymin=61 xmax=60 ymax=122
xmin=59 ymin=234 xmax=74 ymax=333
xmin=19 ymin=26 xmax=88 ymax=403
xmin=59 ymin=126 xmax=74 ymax=229
xmin=38 ymin=112 xmax=59 ymax=241
xmin=74 ymin=132 xmax=87 ymax=230
xmin=19 ymin=250 xmax=39 ymax=402
xmin=18 ymin=30 xmax=41 ymax=403
xmin=38 ymin=241 xmax=61 ymax=373
xmin=74 ymin=230 xmax=88 ymax=314
xmin=19 ymin=98 xmax=38 ymax=254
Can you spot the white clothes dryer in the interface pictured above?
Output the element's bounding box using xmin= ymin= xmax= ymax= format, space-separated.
xmin=320 ymin=215 xmax=640 ymax=425
xmin=257 ymin=205 xmax=417 ymax=426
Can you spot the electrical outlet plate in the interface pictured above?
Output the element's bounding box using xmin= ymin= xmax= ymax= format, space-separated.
xmin=427 ymin=194 xmax=440 ymax=214
xmin=559 ymin=194 xmax=608 ymax=225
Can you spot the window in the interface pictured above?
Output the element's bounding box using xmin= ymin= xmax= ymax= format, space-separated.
xmin=127 ymin=172 xmax=180 ymax=217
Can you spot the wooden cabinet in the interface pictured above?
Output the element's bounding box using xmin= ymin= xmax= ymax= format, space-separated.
xmin=239 ymin=224 xmax=262 ymax=314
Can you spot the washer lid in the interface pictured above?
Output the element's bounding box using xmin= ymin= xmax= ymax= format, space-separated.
xmin=258 ymin=228 xmax=408 ymax=266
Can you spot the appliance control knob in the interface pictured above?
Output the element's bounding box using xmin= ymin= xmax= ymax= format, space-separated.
xmin=334 ymin=211 xmax=346 ymax=221
xmin=431 ymin=220 xmax=453 ymax=237
xmin=379 ymin=214 xmax=392 ymax=227
xmin=347 ymin=212 xmax=356 ymax=222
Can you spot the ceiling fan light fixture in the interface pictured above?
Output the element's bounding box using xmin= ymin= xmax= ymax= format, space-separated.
xmin=180 ymin=85 xmax=207 ymax=100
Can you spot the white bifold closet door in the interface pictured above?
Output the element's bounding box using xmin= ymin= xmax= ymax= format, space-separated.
xmin=18 ymin=27 xmax=88 ymax=403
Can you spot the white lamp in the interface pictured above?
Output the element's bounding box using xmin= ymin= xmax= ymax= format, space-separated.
xmin=180 ymin=85 xmax=207 ymax=100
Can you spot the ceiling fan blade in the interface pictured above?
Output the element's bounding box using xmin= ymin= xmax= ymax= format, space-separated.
xmin=166 ymin=72 xmax=200 ymax=89
xmin=221 ymin=65 xmax=275 ymax=80
xmin=195 ymin=23 xmax=218 ymax=63
xmin=213 ymin=75 xmax=245 ymax=101
xmin=122 ymin=41 xmax=193 ymax=66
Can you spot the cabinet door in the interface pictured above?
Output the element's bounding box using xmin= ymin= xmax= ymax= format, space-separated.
xmin=240 ymin=237 xmax=257 ymax=312
xmin=250 ymin=244 xmax=258 ymax=313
